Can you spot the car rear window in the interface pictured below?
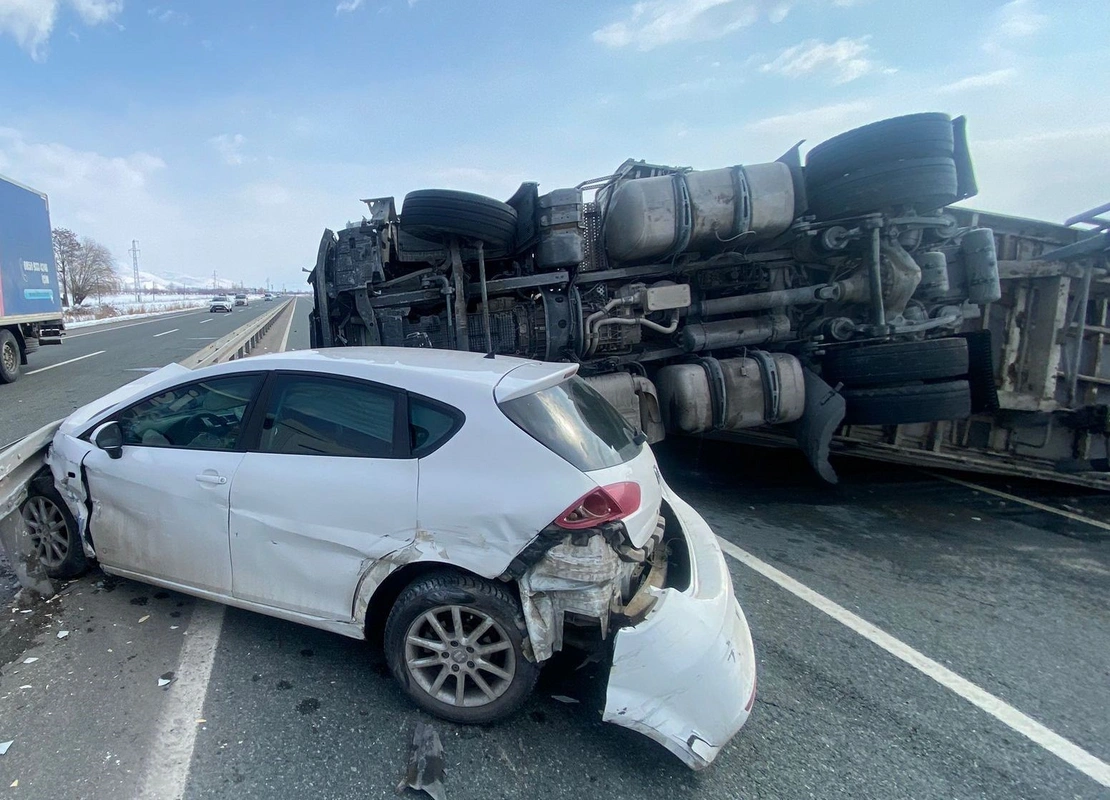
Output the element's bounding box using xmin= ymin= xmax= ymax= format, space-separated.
xmin=499 ymin=376 xmax=642 ymax=471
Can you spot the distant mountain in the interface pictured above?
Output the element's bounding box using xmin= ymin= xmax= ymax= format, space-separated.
xmin=114 ymin=269 xmax=239 ymax=292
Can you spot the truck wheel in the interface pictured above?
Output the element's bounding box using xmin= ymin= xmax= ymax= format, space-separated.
xmin=805 ymin=113 xmax=954 ymax=184
xmin=807 ymin=157 xmax=959 ymax=219
xmin=842 ymin=380 xmax=972 ymax=426
xmin=384 ymin=571 xmax=539 ymax=725
xmin=401 ymin=190 xmax=518 ymax=250
xmin=21 ymin=476 xmax=88 ymax=580
xmin=823 ymin=338 xmax=969 ymax=387
xmin=0 ymin=329 xmax=21 ymax=384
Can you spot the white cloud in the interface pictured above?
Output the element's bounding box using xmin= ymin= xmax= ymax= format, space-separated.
xmin=760 ymin=36 xmax=882 ymax=84
xmin=935 ymin=68 xmax=1016 ymax=94
xmin=68 ymin=0 xmax=123 ymax=25
xmin=592 ymin=0 xmax=774 ymax=51
xmin=0 ymin=0 xmax=59 ymax=61
xmin=208 ymin=133 xmax=247 ymax=166
xmin=335 ymin=0 xmax=363 ymax=13
xmin=746 ymin=99 xmax=873 ymax=136
xmin=148 ymin=6 xmax=188 ymax=24
xmin=985 ymin=0 xmax=1048 ymax=54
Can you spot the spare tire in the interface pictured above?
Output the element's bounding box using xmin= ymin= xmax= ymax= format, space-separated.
xmin=842 ymin=380 xmax=971 ymax=426
xmin=401 ymin=189 xmax=517 ymax=250
xmin=823 ymin=338 xmax=969 ymax=387
xmin=807 ymin=156 xmax=958 ymax=220
xmin=805 ymin=113 xmax=954 ymax=184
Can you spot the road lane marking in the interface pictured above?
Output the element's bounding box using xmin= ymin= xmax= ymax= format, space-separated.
xmin=278 ymin=298 xmax=296 ymax=352
xmin=137 ymin=602 xmax=225 ymax=800
xmin=25 ymin=350 xmax=106 ymax=375
xmin=717 ymin=536 xmax=1110 ymax=788
xmin=199 ymin=319 xmax=212 ymax=324
xmin=153 ymin=329 xmax=179 ymax=338
xmin=66 ymin=310 xmax=205 ymax=338
xmin=924 ymin=471 xmax=1110 ymax=532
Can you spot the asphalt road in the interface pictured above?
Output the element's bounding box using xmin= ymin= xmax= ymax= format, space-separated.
xmin=1 ymin=298 xmax=1108 ymax=799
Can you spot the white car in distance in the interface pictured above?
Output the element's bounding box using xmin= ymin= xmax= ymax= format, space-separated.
xmin=27 ymin=348 xmax=756 ymax=769
xmin=209 ymin=295 xmax=234 ymax=313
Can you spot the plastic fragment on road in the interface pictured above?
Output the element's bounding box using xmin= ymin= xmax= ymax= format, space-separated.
xmin=22 ymin=657 xmax=37 ymax=664
xmin=138 ymin=615 xmax=150 ymax=623
xmin=0 ymin=741 xmax=12 ymax=756
xmin=398 ymin=722 xmax=446 ymax=800
xmin=56 ymin=630 xmax=69 ymax=639
xmin=158 ymin=671 xmax=175 ymax=688
xmin=18 ymin=685 xmax=31 ymax=690
xmin=9 ymin=780 xmax=17 ymax=787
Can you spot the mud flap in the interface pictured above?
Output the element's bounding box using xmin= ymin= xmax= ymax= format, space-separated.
xmin=790 ymin=368 xmax=845 ymax=485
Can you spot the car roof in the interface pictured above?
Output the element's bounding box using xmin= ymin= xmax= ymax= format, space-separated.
xmin=206 ymin=347 xmax=578 ymax=397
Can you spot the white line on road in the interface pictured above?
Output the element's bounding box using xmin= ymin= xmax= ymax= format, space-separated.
xmin=137 ymin=602 xmax=225 ymax=800
xmin=717 ymin=536 xmax=1110 ymax=788
xmin=199 ymin=319 xmax=212 ymax=324
xmin=66 ymin=310 xmax=205 ymax=338
xmin=278 ymin=298 xmax=296 ymax=353
xmin=152 ymin=328 xmax=179 ymax=338
xmin=925 ymin=471 xmax=1110 ymax=532
xmin=25 ymin=350 xmax=106 ymax=375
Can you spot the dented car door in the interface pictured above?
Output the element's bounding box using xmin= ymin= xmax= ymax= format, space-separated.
xmin=82 ymin=373 xmax=264 ymax=594
xmin=228 ymin=372 xmax=418 ymax=621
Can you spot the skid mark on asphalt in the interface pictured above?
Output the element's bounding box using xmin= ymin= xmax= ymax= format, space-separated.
xmin=25 ymin=349 xmax=105 ymax=374
xmin=717 ymin=535 xmax=1110 ymax=788
xmin=136 ymin=602 xmax=225 ymax=800
xmin=924 ymin=471 xmax=1110 ymax=533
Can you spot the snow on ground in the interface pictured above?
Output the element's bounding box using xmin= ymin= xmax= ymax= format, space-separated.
xmin=64 ymin=294 xmax=213 ymax=329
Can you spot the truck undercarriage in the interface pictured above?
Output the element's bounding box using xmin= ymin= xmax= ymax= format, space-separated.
xmin=309 ymin=113 xmax=1110 ymax=488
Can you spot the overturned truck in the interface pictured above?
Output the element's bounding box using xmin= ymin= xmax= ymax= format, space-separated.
xmin=310 ymin=113 xmax=1110 ymax=488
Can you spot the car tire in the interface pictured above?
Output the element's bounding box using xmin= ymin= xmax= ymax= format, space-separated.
xmin=21 ymin=475 xmax=88 ymax=580
xmin=823 ymin=338 xmax=969 ymax=387
xmin=842 ymin=380 xmax=972 ymax=426
xmin=384 ymin=571 xmax=539 ymax=725
xmin=807 ymin=157 xmax=959 ymax=219
xmin=0 ymin=329 xmax=21 ymax=384
xmin=805 ymin=113 xmax=954 ymax=184
xmin=401 ymin=190 xmax=518 ymax=250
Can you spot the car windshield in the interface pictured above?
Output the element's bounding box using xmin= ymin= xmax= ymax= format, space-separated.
xmin=499 ymin=376 xmax=642 ymax=471
xmin=213 ymin=296 xmax=228 ymax=302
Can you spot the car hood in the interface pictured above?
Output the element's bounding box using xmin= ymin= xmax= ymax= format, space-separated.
xmin=58 ymin=363 xmax=192 ymax=436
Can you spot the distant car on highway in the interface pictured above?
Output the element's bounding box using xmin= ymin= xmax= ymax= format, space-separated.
xmin=209 ymin=295 xmax=233 ymax=313
xmin=263 ymin=293 xmax=274 ymax=301
xmin=234 ymin=293 xmax=248 ymax=306
xmin=26 ymin=348 xmax=756 ymax=769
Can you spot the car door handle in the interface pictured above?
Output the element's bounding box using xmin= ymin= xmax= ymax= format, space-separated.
xmin=195 ymin=473 xmax=227 ymax=485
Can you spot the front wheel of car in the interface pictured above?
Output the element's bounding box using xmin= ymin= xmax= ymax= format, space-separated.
xmin=21 ymin=477 xmax=88 ymax=580
xmin=384 ymin=572 xmax=539 ymax=725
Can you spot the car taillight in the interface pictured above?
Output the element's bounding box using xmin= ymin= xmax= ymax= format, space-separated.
xmin=554 ymin=482 xmax=641 ymax=530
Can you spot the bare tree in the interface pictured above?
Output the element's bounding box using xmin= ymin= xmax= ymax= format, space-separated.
xmin=52 ymin=228 xmax=80 ymax=306
xmin=69 ymin=237 xmax=121 ymax=305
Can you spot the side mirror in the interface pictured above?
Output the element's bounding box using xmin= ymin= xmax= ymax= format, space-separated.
xmin=92 ymin=421 xmax=124 ymax=460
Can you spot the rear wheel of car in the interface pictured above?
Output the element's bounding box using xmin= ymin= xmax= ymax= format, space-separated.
xmin=21 ymin=476 xmax=88 ymax=580
xmin=842 ymin=380 xmax=972 ymax=426
xmin=807 ymin=157 xmax=959 ymax=220
xmin=805 ymin=113 xmax=954 ymax=184
xmin=823 ymin=338 xmax=969 ymax=387
xmin=0 ymin=330 xmax=21 ymax=384
xmin=384 ymin=571 xmax=539 ymax=724
xmin=400 ymin=190 xmax=518 ymax=250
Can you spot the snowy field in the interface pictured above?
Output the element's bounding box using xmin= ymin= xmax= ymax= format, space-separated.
xmin=63 ymin=293 xmax=216 ymax=329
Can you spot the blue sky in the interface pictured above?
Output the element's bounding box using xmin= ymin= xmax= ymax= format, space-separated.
xmin=1 ymin=0 xmax=1107 ymax=289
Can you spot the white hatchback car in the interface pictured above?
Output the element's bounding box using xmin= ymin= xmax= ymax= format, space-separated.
xmin=31 ymin=348 xmax=756 ymax=768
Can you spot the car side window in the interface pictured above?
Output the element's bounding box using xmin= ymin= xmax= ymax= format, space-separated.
xmin=259 ymin=375 xmax=398 ymax=458
xmin=116 ymin=374 xmax=263 ymax=451
xmin=409 ymin=396 xmax=463 ymax=457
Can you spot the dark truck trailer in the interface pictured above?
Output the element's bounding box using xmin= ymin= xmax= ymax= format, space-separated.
xmin=0 ymin=174 xmax=65 ymax=383
xmin=306 ymin=112 xmax=1109 ymax=488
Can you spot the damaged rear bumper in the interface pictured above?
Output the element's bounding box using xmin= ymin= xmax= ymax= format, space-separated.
xmin=602 ymin=483 xmax=756 ymax=770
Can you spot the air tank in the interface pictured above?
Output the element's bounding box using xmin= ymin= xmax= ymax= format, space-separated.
xmin=604 ymin=162 xmax=796 ymax=263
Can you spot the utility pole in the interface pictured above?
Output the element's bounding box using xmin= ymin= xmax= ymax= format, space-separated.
xmin=212 ymin=270 xmax=218 ymax=290
xmin=129 ymin=240 xmax=141 ymax=302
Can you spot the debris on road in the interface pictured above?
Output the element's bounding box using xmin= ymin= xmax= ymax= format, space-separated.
xmin=551 ymin=695 xmax=580 ymax=704
xmin=0 ymin=740 xmax=12 ymax=756
xmin=56 ymin=630 xmax=68 ymax=639
xmin=158 ymin=671 xmax=175 ymax=688
xmin=398 ymin=722 xmax=446 ymax=800
xmin=138 ymin=615 xmax=150 ymax=623
xmin=22 ymin=657 xmax=37 ymax=664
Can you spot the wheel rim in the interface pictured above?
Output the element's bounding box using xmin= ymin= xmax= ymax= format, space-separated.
xmin=1 ymin=341 xmax=16 ymax=374
xmin=22 ymin=496 xmax=69 ymax=569
xmin=404 ymin=604 xmax=516 ymax=708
